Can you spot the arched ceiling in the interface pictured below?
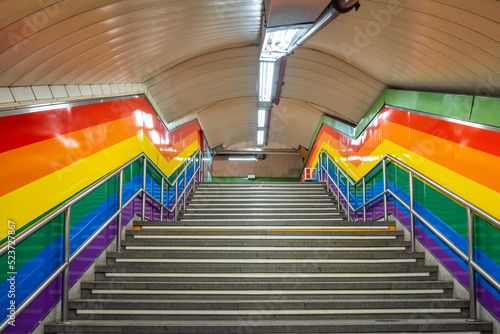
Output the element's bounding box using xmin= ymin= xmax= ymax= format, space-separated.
xmin=0 ymin=0 xmax=499 ymax=153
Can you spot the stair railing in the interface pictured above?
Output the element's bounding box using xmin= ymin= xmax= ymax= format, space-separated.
xmin=0 ymin=149 xmax=202 ymax=331
xmin=317 ymin=148 xmax=500 ymax=322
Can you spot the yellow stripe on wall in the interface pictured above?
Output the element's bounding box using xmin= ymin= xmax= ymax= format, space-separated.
xmin=0 ymin=135 xmax=144 ymax=236
xmin=0 ymin=132 xmax=201 ymax=239
xmin=320 ymin=138 xmax=500 ymax=219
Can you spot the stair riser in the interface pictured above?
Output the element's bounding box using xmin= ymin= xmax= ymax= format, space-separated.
xmin=122 ymin=241 xmax=410 ymax=247
xmin=106 ymin=251 xmax=425 ymax=260
xmin=185 ymin=205 xmax=340 ymax=209
xmin=127 ymin=230 xmax=403 ymax=237
xmin=81 ymin=292 xmax=453 ymax=300
xmin=94 ymin=273 xmax=438 ymax=282
xmin=44 ymin=323 xmax=492 ymax=334
xmin=139 ymin=220 xmax=358 ymax=225
xmin=68 ymin=312 xmax=467 ymax=321
xmin=179 ymin=213 xmax=345 ymax=217
xmin=95 ymin=264 xmax=437 ymax=274
xmin=82 ymin=280 xmax=451 ymax=289
xmin=67 ymin=300 xmax=470 ymax=310
xmin=105 ymin=258 xmax=426 ymax=267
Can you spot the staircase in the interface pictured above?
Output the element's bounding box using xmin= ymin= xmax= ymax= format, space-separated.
xmin=45 ymin=182 xmax=493 ymax=333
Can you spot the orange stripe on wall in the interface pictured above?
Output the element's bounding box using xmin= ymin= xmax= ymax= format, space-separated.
xmin=0 ymin=116 xmax=140 ymax=197
xmin=316 ymin=121 xmax=500 ymax=192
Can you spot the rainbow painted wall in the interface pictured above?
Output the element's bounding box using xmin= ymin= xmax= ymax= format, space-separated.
xmin=0 ymin=96 xmax=202 ymax=333
xmin=304 ymin=91 xmax=500 ymax=320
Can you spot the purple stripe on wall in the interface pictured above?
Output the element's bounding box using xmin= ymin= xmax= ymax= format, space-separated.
xmin=8 ymin=179 xmax=197 ymax=333
xmin=390 ymin=200 xmax=500 ymax=320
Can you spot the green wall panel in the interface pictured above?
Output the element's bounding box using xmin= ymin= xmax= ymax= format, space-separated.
xmin=70 ymin=176 xmax=119 ymax=229
xmin=385 ymin=90 xmax=473 ymax=121
xmin=413 ymin=178 xmax=468 ymax=240
xmin=475 ymin=215 xmax=500 ymax=264
xmin=470 ymin=96 xmax=500 ymax=127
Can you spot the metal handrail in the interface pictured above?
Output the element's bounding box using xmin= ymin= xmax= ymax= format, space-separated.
xmin=318 ymin=148 xmax=500 ymax=321
xmin=0 ymin=149 xmax=202 ymax=331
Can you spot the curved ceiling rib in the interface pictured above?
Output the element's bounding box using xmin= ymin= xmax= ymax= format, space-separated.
xmin=197 ymin=97 xmax=261 ymax=148
xmin=146 ymin=46 xmax=260 ymax=123
xmin=196 ymin=96 xmax=323 ymax=150
xmin=284 ymin=48 xmax=386 ymax=124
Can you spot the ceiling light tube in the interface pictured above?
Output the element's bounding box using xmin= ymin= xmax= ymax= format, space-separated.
xmin=258 ymin=109 xmax=266 ymax=127
xmin=257 ymin=130 xmax=265 ymax=146
xmin=259 ymin=62 xmax=274 ymax=102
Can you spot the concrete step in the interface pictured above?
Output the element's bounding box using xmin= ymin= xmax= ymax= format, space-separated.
xmin=106 ymin=250 xmax=425 ymax=260
xmin=126 ymin=229 xmax=404 ymax=237
xmin=122 ymin=239 xmax=410 ymax=248
xmin=182 ymin=208 xmax=344 ymax=214
xmin=81 ymin=280 xmax=453 ymax=300
xmin=193 ymin=189 xmax=329 ymax=194
xmin=95 ymin=270 xmax=437 ymax=282
xmin=186 ymin=201 xmax=338 ymax=207
xmin=107 ymin=257 xmax=424 ymax=267
xmin=67 ymin=298 xmax=469 ymax=320
xmin=196 ymin=182 xmax=325 ymax=187
xmin=95 ymin=262 xmax=438 ymax=276
xmin=187 ymin=198 xmax=336 ymax=204
xmin=44 ymin=318 xmax=493 ymax=333
xmin=177 ymin=214 xmax=348 ymax=220
xmin=134 ymin=220 xmax=393 ymax=228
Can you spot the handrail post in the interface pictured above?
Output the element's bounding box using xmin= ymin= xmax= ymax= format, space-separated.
xmin=192 ymin=156 xmax=196 ymax=193
xmin=347 ymin=182 xmax=351 ymax=222
xmin=362 ymin=177 xmax=366 ymax=221
xmin=336 ymin=168 xmax=340 ymax=210
xmin=409 ymin=171 xmax=415 ymax=253
xmin=142 ymin=157 xmax=147 ymax=220
xmin=160 ymin=177 xmax=164 ymax=221
xmin=174 ymin=181 xmax=178 ymax=221
xmin=319 ymin=152 xmax=323 ymax=183
xmin=199 ymin=150 xmax=203 ymax=183
xmin=61 ymin=207 xmax=71 ymax=323
xmin=326 ymin=162 xmax=330 ymax=194
xmin=467 ymin=207 xmax=479 ymax=322
xmin=382 ymin=158 xmax=388 ymax=221
xmin=117 ymin=170 xmax=123 ymax=252
xmin=183 ymin=168 xmax=187 ymax=211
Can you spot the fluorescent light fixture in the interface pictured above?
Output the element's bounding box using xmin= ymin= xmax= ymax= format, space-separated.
xmin=228 ymin=157 xmax=258 ymax=161
xmin=258 ymin=109 xmax=266 ymax=127
xmin=259 ymin=61 xmax=274 ymax=102
xmin=257 ymin=129 xmax=265 ymax=146
xmin=260 ymin=26 xmax=310 ymax=61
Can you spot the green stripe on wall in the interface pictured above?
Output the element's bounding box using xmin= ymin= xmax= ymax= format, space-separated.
xmin=475 ymin=216 xmax=500 ymax=264
xmin=0 ymin=213 xmax=64 ymax=283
